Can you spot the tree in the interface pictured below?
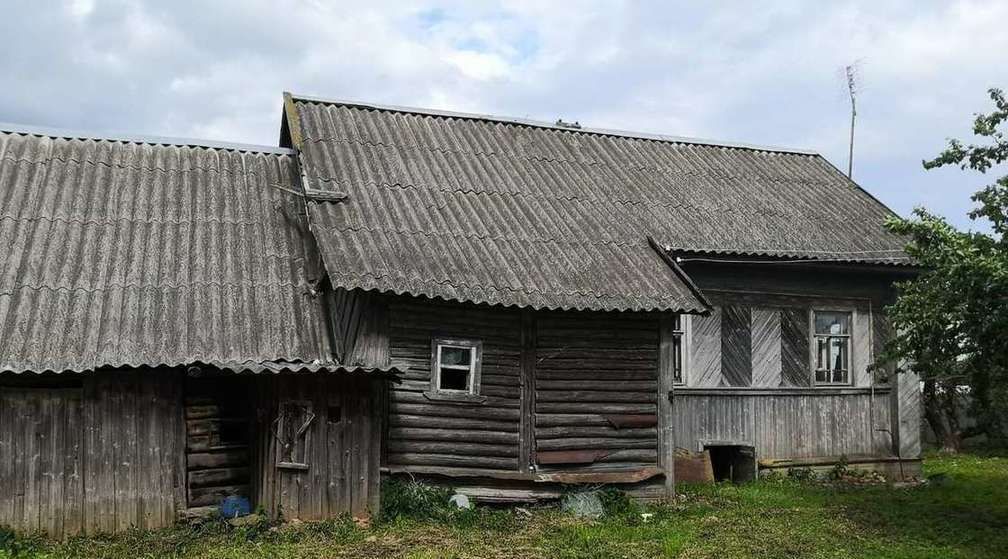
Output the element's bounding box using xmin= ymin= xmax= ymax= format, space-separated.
xmin=879 ymin=88 xmax=1008 ymax=452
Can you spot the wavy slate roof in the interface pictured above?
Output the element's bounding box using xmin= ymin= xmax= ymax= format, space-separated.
xmin=0 ymin=125 xmax=335 ymax=374
xmin=284 ymin=95 xmax=909 ymax=312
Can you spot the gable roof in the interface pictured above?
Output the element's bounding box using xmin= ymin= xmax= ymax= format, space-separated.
xmin=283 ymin=94 xmax=909 ymax=313
xmin=0 ymin=124 xmax=338 ymax=374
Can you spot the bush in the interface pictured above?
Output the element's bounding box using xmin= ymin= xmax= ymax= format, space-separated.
xmin=598 ymin=487 xmax=639 ymax=517
xmin=379 ymin=478 xmax=454 ymax=522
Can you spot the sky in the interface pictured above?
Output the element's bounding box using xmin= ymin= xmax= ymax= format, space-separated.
xmin=1 ymin=0 xmax=1005 ymax=230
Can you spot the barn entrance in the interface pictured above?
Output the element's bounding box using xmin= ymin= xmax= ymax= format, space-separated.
xmin=184 ymin=374 xmax=254 ymax=511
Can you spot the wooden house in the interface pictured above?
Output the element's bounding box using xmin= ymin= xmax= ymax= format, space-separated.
xmin=0 ymin=94 xmax=920 ymax=535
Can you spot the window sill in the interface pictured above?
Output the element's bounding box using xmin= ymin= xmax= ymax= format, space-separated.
xmin=423 ymin=391 xmax=487 ymax=404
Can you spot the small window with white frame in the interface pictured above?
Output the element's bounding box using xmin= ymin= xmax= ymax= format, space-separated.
xmin=431 ymin=338 xmax=482 ymax=395
xmin=812 ymin=310 xmax=852 ymax=385
xmin=671 ymin=314 xmax=689 ymax=385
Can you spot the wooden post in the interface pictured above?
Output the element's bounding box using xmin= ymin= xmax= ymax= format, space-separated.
xmin=518 ymin=309 xmax=537 ymax=474
xmin=658 ymin=314 xmax=676 ymax=497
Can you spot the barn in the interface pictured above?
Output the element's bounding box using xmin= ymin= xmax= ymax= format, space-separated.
xmin=0 ymin=94 xmax=921 ymax=536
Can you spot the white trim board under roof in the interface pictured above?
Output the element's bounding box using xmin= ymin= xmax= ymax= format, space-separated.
xmin=286 ymin=92 xmax=819 ymax=156
xmin=0 ymin=121 xmax=295 ymax=155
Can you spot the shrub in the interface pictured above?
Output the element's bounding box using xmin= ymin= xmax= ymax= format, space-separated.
xmin=379 ymin=478 xmax=453 ymax=522
xmin=598 ymin=487 xmax=639 ymax=518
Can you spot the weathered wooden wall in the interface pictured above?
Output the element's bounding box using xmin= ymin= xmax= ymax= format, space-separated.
xmin=534 ymin=311 xmax=660 ymax=470
xmin=385 ymin=298 xmax=523 ymax=474
xmin=251 ymin=374 xmax=382 ymax=520
xmin=0 ymin=370 xmax=185 ymax=537
xmin=184 ymin=376 xmax=253 ymax=508
xmin=672 ymin=389 xmax=893 ymax=460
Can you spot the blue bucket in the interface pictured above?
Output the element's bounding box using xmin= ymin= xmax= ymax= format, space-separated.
xmin=220 ymin=495 xmax=251 ymax=519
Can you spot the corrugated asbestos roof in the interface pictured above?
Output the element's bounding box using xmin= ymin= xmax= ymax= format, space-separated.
xmin=0 ymin=126 xmax=338 ymax=374
xmin=285 ymin=95 xmax=910 ymax=312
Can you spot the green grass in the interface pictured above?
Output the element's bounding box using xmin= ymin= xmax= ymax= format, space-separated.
xmin=3 ymin=451 xmax=1007 ymax=559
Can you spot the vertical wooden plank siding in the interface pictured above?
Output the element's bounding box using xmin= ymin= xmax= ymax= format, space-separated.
xmin=690 ymin=308 xmax=722 ymax=387
xmin=720 ymin=306 xmax=752 ymax=387
xmin=0 ymin=370 xmax=184 ymax=537
xmin=251 ymin=375 xmax=383 ymax=521
xmin=657 ymin=314 xmax=676 ymax=494
xmin=780 ymin=308 xmax=811 ymax=387
xmin=750 ymin=309 xmax=782 ymax=387
xmin=673 ymin=391 xmax=893 ymax=459
xmin=896 ymin=369 xmax=922 ymax=459
xmin=852 ymin=309 xmax=873 ymax=386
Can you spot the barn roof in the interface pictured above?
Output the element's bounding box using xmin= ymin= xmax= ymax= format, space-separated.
xmin=283 ymin=94 xmax=909 ymax=313
xmin=0 ymin=124 xmax=345 ymax=374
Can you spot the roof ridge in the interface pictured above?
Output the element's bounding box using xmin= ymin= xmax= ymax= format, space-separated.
xmin=286 ymin=92 xmax=820 ymax=156
xmin=0 ymin=121 xmax=295 ymax=156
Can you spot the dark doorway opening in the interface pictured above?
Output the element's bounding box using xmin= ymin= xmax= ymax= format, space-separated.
xmin=185 ymin=374 xmax=254 ymax=509
xmin=705 ymin=444 xmax=756 ymax=483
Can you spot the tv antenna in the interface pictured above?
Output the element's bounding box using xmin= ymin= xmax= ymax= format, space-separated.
xmin=845 ymin=64 xmax=857 ymax=179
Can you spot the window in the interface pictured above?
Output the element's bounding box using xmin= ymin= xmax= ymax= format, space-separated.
xmin=813 ymin=311 xmax=852 ymax=385
xmin=431 ymin=338 xmax=482 ymax=395
xmin=671 ymin=314 xmax=689 ymax=385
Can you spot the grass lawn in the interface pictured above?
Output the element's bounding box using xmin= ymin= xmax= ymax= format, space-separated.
xmin=3 ymin=451 xmax=1006 ymax=559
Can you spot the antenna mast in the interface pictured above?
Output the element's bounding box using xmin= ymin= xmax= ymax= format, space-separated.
xmin=845 ymin=65 xmax=857 ymax=179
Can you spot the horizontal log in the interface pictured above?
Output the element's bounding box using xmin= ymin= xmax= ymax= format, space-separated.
xmin=392 ymin=391 xmax=519 ymax=409
xmin=389 ymin=427 xmax=518 ymax=445
xmin=535 ymin=466 xmax=664 ymax=484
xmin=536 ymin=391 xmax=657 ymax=404
xmin=534 ymin=359 xmax=657 ymax=370
xmin=534 ymin=413 xmax=615 ymax=428
xmin=187 ymin=484 xmax=250 ymax=508
xmin=536 ymin=402 xmax=655 ymax=415
xmin=386 ymin=453 xmax=517 ymax=470
xmin=603 ymin=414 xmax=658 ymax=429
xmin=388 ymin=413 xmax=518 ymax=432
xmin=186 ymin=418 xmax=250 ymax=437
xmin=534 ymin=370 xmax=659 ymax=381
xmin=536 ymin=380 xmax=657 ymax=392
xmin=535 ymin=426 xmax=656 ymax=439
xmin=185 ymin=404 xmax=221 ymax=419
xmin=387 ymin=440 xmax=517 ymax=458
xmin=537 ymin=449 xmax=610 ymax=465
xmin=389 ymin=402 xmax=520 ymax=422
xmin=187 ymin=449 xmax=249 ymax=470
xmin=187 ymin=467 xmax=250 ymax=489
xmin=595 ymin=449 xmax=658 ymax=464
xmin=536 ymin=437 xmax=656 ymax=451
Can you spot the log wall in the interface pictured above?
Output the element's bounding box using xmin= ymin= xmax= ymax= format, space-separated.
xmin=0 ymin=370 xmax=185 ymax=537
xmin=386 ymin=299 xmax=522 ymax=474
xmin=534 ymin=311 xmax=660 ymax=470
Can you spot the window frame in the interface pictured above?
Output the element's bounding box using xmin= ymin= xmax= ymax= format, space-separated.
xmin=671 ymin=314 xmax=691 ymax=386
xmin=809 ymin=309 xmax=854 ymax=387
xmin=429 ymin=337 xmax=483 ymax=398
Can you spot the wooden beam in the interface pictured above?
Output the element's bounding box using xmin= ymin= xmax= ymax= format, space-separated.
xmin=518 ymin=309 xmax=536 ymax=474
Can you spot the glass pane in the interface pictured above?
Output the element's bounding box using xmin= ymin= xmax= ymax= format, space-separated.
xmin=440 ymin=346 xmax=471 ymax=367
xmin=672 ymin=335 xmax=683 ymax=383
xmin=830 ymin=338 xmax=849 ymax=372
xmin=815 ymin=369 xmax=828 ymax=383
xmin=814 ymin=312 xmax=850 ymax=336
xmin=439 ymin=368 xmax=470 ymax=391
xmin=816 ymin=337 xmax=829 ymax=370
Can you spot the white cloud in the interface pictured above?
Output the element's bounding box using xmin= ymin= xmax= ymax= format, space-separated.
xmin=0 ymin=0 xmax=1004 ymax=228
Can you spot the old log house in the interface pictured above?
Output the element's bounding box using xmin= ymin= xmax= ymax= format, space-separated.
xmin=0 ymin=94 xmax=920 ymax=536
